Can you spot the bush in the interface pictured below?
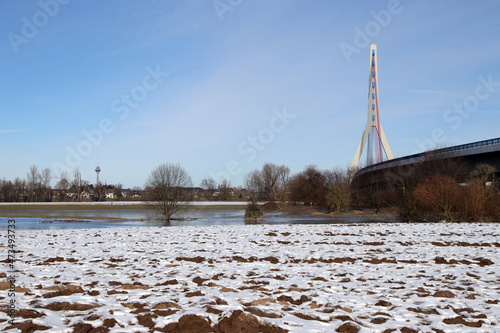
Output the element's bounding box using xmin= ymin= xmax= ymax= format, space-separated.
xmin=459 ymin=164 xmax=498 ymax=221
xmin=244 ymin=198 xmax=263 ymax=218
xmin=414 ymin=175 xmax=461 ymax=221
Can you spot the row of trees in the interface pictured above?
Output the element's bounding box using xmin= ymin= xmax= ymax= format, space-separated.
xmin=1 ymin=165 xmax=54 ymax=202
xmin=5 ymin=158 xmax=499 ymax=223
xmin=243 ymin=163 xmax=354 ymax=211
xmin=144 ymin=162 xmax=355 ymax=223
xmin=144 ymin=158 xmax=499 ymax=224
xmin=0 ymin=165 xmax=129 ymax=202
xmin=353 ymin=153 xmax=500 ymax=222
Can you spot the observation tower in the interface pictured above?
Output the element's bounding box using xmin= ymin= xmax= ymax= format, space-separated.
xmin=95 ymin=160 xmax=101 ymax=186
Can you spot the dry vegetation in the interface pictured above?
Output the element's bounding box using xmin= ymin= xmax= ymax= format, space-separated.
xmin=355 ymin=154 xmax=500 ymax=222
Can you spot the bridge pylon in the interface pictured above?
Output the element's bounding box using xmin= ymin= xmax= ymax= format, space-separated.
xmin=352 ymin=44 xmax=394 ymax=169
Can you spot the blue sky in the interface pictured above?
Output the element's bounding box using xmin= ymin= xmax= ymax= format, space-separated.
xmin=1 ymin=0 xmax=499 ymax=188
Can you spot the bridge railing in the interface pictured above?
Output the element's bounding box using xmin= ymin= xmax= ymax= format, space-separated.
xmin=355 ymin=137 xmax=500 ymax=177
xmin=433 ymin=137 xmax=500 ymax=154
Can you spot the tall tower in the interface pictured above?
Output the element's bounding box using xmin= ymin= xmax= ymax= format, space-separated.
xmin=351 ymin=44 xmax=394 ymax=169
xmin=95 ymin=160 xmax=101 ymax=186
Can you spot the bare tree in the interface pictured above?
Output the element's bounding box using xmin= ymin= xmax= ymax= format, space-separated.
xmin=326 ymin=167 xmax=354 ymax=212
xmin=41 ymin=168 xmax=52 ymax=201
xmin=14 ymin=177 xmax=27 ymax=201
xmin=461 ymin=164 xmax=497 ymax=221
xmin=245 ymin=163 xmax=290 ymax=202
xmin=114 ymin=183 xmax=123 ymax=201
xmin=217 ymin=180 xmax=232 ymax=201
xmin=41 ymin=168 xmax=52 ymax=188
xmin=71 ymin=168 xmax=88 ymax=201
xmin=200 ymin=177 xmax=217 ymax=200
xmin=56 ymin=171 xmax=70 ymax=189
xmin=93 ymin=184 xmax=105 ymax=201
xmin=26 ymin=165 xmax=41 ymax=201
xmin=144 ymin=163 xmax=193 ymax=224
xmin=1 ymin=179 xmax=17 ymax=202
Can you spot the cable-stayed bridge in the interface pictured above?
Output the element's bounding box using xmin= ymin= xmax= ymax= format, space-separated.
xmin=351 ymin=45 xmax=500 ymax=186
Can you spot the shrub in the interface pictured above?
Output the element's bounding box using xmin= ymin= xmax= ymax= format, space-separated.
xmin=413 ymin=175 xmax=461 ymax=221
xmin=244 ymin=198 xmax=263 ymax=218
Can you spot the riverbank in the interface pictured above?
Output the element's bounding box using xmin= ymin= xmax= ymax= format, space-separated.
xmin=1 ymin=223 xmax=498 ymax=332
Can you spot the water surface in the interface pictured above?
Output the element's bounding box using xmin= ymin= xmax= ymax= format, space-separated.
xmin=0 ymin=209 xmax=384 ymax=230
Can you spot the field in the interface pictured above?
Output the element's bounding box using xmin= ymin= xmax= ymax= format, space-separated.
xmin=1 ymin=222 xmax=499 ymax=332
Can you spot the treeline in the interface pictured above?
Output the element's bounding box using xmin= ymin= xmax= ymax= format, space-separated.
xmin=143 ymin=162 xmax=355 ymax=223
xmin=0 ymin=165 xmax=139 ymax=202
xmin=3 ymin=158 xmax=499 ymax=222
xmin=236 ymin=163 xmax=354 ymax=211
xmin=352 ymin=154 xmax=500 ymax=222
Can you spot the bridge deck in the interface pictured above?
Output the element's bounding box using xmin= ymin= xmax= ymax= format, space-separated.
xmin=356 ymin=137 xmax=500 ymax=178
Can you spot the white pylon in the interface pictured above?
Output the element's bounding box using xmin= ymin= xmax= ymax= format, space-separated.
xmin=351 ymin=44 xmax=393 ymax=169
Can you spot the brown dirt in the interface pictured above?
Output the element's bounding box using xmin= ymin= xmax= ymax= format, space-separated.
xmin=292 ymin=312 xmax=329 ymax=322
xmin=443 ymin=316 xmax=484 ymax=327
xmin=72 ymin=322 xmax=110 ymax=333
xmin=215 ymin=310 xmax=288 ymax=333
xmin=160 ymin=314 xmax=213 ymax=333
xmin=176 ymin=256 xmax=205 ymax=263
xmin=336 ymin=322 xmax=360 ymax=333
xmin=5 ymin=320 xmax=52 ymax=332
xmin=43 ymin=284 xmax=84 ymax=298
xmin=39 ymin=302 xmax=100 ymax=311
xmin=44 ymin=256 xmax=65 ymax=263
xmin=12 ymin=309 xmax=45 ymax=319
xmin=156 ymin=279 xmax=179 ymax=286
xmin=0 ymin=281 xmax=30 ymax=293
xmin=245 ymin=307 xmax=283 ymax=318
xmin=137 ymin=313 xmax=158 ymax=328
xmin=118 ymin=283 xmax=150 ymax=290
xmin=374 ymin=300 xmax=392 ymax=307
xmin=433 ymin=290 xmax=455 ymax=298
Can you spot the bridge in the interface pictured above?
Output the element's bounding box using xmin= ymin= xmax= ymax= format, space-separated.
xmin=351 ymin=45 xmax=500 ymax=187
xmin=353 ymin=137 xmax=500 ymax=189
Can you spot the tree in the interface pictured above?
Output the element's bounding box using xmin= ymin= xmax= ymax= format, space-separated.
xmin=26 ymin=165 xmax=41 ymax=202
xmin=114 ymin=183 xmax=123 ymax=201
xmin=414 ymin=175 xmax=461 ymax=221
xmin=217 ymin=180 xmax=232 ymax=201
xmin=93 ymin=184 xmax=105 ymax=201
xmin=144 ymin=163 xmax=193 ymax=224
xmin=200 ymin=177 xmax=217 ymax=200
xmin=1 ymin=179 xmax=17 ymax=202
xmin=245 ymin=163 xmax=290 ymax=202
xmin=289 ymin=165 xmax=328 ymax=206
xmin=326 ymin=167 xmax=354 ymax=212
xmin=460 ymin=164 xmax=497 ymax=220
xmin=41 ymin=167 xmax=52 ymax=201
xmin=14 ymin=177 xmax=27 ymax=201
xmin=71 ymin=168 xmax=88 ymax=202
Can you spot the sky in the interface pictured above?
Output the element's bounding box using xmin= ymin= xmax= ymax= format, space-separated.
xmin=1 ymin=0 xmax=499 ymax=188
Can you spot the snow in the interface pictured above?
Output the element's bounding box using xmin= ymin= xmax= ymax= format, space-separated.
xmin=1 ymin=222 xmax=499 ymax=332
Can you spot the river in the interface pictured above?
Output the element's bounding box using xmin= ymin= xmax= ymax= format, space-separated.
xmin=0 ymin=209 xmax=361 ymax=230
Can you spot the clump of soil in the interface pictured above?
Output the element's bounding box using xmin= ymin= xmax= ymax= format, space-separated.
xmin=215 ymin=310 xmax=288 ymax=333
xmin=5 ymin=321 xmax=52 ymax=332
